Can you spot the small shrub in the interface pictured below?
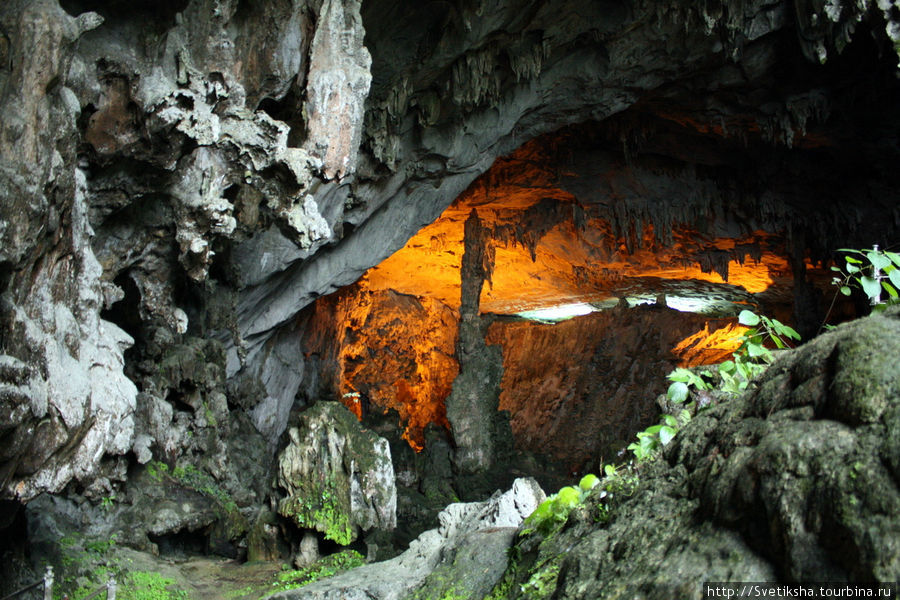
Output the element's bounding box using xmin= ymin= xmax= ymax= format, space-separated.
xmin=831 ymin=245 xmax=900 ymax=308
xmin=269 ymin=550 xmax=365 ymax=593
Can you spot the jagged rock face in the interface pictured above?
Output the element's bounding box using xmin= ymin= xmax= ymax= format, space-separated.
xmin=486 ymin=308 xmax=742 ymax=470
xmin=494 ymin=309 xmax=900 ymax=598
xmin=296 ymin=286 xmax=459 ymax=450
xmin=1 ymin=0 xmax=899 ymax=514
xmin=0 ymin=1 xmax=136 ymax=501
xmin=276 ymin=402 xmax=396 ymax=547
xmin=269 ymin=477 xmax=544 ymax=600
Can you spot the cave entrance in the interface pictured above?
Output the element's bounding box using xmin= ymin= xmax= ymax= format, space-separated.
xmin=300 ymin=117 xmax=844 ymax=480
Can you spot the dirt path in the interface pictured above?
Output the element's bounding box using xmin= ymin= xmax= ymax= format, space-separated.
xmin=117 ymin=548 xmax=286 ymax=599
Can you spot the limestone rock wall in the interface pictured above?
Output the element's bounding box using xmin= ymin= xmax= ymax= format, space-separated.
xmin=276 ymin=402 xmax=396 ymax=546
xmin=486 ymin=308 xmax=739 ymax=470
xmin=494 ymin=307 xmax=900 ymax=598
xmin=297 ymin=285 xmax=459 ymax=450
xmin=0 ymin=1 xmax=136 ymax=501
xmin=1 ymin=0 xmax=899 ymax=515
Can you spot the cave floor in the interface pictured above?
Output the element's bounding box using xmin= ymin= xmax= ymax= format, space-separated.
xmin=115 ymin=547 xmax=285 ymax=599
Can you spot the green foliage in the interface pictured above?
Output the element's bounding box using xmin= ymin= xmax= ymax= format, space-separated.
xmin=147 ymin=460 xmax=169 ymax=481
xmin=522 ymin=475 xmax=600 ymax=536
xmin=279 ymin=472 xmax=356 ymax=546
xmin=52 ymin=533 xmax=190 ymax=600
xmin=627 ymin=411 xmax=691 ymax=462
xmin=828 ymin=246 xmax=900 ymax=320
xmin=171 ymin=464 xmax=238 ymax=515
xmin=715 ymin=310 xmax=800 ymax=395
xmin=632 ymin=310 xmax=799 ymax=464
xmin=518 ymin=562 xmax=561 ymax=598
xmin=269 ymin=550 xmax=365 ymax=593
xmin=121 ymin=571 xmax=190 ymax=600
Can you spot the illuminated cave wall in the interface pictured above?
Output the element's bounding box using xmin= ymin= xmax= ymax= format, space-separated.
xmin=297 ymin=285 xmax=458 ymax=450
xmin=486 ymin=311 xmax=751 ymax=470
xmin=299 ymin=121 xmax=843 ymax=462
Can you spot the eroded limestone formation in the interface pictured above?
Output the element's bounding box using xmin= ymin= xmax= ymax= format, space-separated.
xmin=0 ymin=0 xmax=899 ymax=593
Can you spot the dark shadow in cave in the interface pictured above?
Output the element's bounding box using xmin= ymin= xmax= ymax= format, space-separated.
xmin=59 ymin=0 xmax=189 ymax=31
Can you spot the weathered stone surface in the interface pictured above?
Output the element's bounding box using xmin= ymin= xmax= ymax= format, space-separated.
xmin=266 ymin=477 xmax=544 ymax=600
xmin=277 ymin=402 xmax=397 ymax=545
xmin=446 ymin=209 xmax=511 ymax=474
xmin=486 ymin=307 xmax=738 ymax=469
xmin=303 ymin=0 xmax=371 ymax=180
xmin=297 ymin=286 xmax=460 ymax=450
xmin=1 ymin=1 xmax=900 ymax=586
xmin=0 ymin=1 xmax=120 ymax=501
xmin=493 ymin=308 xmax=900 ymax=598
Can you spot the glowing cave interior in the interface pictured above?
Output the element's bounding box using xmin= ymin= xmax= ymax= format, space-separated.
xmin=295 ymin=118 xmax=846 ymax=475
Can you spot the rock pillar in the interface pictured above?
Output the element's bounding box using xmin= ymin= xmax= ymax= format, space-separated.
xmin=444 ymin=209 xmax=511 ymax=474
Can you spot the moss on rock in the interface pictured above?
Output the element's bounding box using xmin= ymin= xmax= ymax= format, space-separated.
xmin=276 ymin=402 xmax=396 ymax=545
xmin=488 ymin=309 xmax=900 ymax=598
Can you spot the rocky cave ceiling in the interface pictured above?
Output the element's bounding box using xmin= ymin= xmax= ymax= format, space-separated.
xmin=1 ymin=0 xmax=899 ymax=502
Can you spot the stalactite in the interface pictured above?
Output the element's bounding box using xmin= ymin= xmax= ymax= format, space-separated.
xmin=507 ymin=32 xmax=548 ymax=82
xmin=451 ymin=43 xmax=503 ymax=108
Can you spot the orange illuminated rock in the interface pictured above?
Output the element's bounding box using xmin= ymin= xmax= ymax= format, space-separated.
xmin=302 ymin=286 xmax=458 ymax=451
xmin=363 ymin=139 xmax=797 ymax=317
xmin=671 ymin=321 xmax=750 ymax=367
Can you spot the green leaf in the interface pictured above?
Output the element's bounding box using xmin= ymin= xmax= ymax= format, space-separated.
xmin=659 ymin=426 xmax=676 ymax=446
xmin=645 ymin=424 xmax=662 ymax=435
xmin=719 ymin=360 xmax=736 ymax=374
xmin=889 ymin=268 xmax=900 ymax=291
xmin=667 ymin=368 xmax=692 ymax=383
xmin=844 ymin=256 xmax=863 ymax=264
xmin=738 ymin=310 xmax=760 ymax=326
xmin=555 ymin=486 xmax=581 ymax=509
xmin=885 ymin=251 xmax=900 ymax=268
xmin=846 ymin=263 xmax=860 ymax=274
xmin=860 ymin=275 xmax=881 ymax=301
xmin=603 ymin=464 xmax=617 ymax=478
xmin=867 ymin=251 xmax=891 ymax=271
xmin=663 ymin=414 xmax=678 ymax=427
xmin=747 ymin=342 xmax=767 ymax=358
xmin=579 ymin=474 xmax=600 ymax=491
xmin=840 ymin=286 xmax=852 ymax=296
xmin=882 ymin=281 xmax=898 ymax=299
xmin=667 ymin=381 xmax=689 ymax=404
xmin=780 ymin=325 xmax=801 ymax=341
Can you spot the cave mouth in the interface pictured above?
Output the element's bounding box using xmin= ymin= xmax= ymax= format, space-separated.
xmin=298 ymin=114 xmax=863 ymax=478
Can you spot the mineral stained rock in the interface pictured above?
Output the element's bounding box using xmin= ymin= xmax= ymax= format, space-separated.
xmin=495 ymin=308 xmax=900 ymax=598
xmin=267 ymin=477 xmax=545 ymax=600
xmin=277 ymin=402 xmax=397 ymax=546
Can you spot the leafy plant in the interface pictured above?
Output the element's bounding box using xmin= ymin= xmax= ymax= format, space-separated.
xmin=52 ymin=533 xmax=190 ymax=600
xmin=828 ymin=245 xmax=900 ymax=315
xmin=633 ymin=310 xmax=800 ymax=463
xmin=269 ymin=550 xmax=365 ymax=593
xmin=716 ymin=310 xmax=799 ymax=396
xmin=665 ymin=367 xmax=712 ymax=404
xmin=627 ymin=408 xmax=692 ymax=462
xmin=521 ymin=474 xmax=600 ymax=535
xmin=121 ymin=571 xmax=190 ymax=600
